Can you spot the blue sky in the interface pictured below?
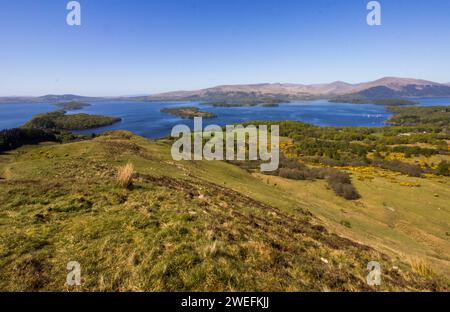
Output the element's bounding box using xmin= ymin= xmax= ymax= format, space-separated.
xmin=1 ymin=0 xmax=450 ymax=96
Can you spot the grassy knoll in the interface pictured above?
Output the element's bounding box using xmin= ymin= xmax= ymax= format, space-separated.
xmin=0 ymin=131 xmax=447 ymax=291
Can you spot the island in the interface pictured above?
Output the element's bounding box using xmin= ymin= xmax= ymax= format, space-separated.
xmin=205 ymin=102 xmax=258 ymax=107
xmin=54 ymin=101 xmax=91 ymax=111
xmin=21 ymin=110 xmax=121 ymax=131
xmin=160 ymin=107 xmax=217 ymax=119
xmin=330 ymin=97 xmax=418 ymax=106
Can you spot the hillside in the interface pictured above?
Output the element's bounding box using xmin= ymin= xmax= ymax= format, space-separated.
xmin=0 ymin=131 xmax=448 ymax=291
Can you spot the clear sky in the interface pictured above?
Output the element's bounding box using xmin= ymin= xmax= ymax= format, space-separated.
xmin=1 ymin=0 xmax=450 ymax=96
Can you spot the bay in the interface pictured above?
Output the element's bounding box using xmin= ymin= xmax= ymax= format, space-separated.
xmin=0 ymin=98 xmax=449 ymax=139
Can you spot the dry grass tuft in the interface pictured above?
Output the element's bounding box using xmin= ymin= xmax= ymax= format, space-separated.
xmin=408 ymin=256 xmax=434 ymax=277
xmin=203 ymin=241 xmax=219 ymax=257
xmin=117 ymin=163 xmax=134 ymax=188
xmin=2 ymin=167 xmax=13 ymax=180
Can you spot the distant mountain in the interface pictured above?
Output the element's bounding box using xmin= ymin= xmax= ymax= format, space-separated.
xmin=148 ymin=77 xmax=450 ymax=102
xmin=350 ymin=77 xmax=438 ymax=92
xmin=2 ymin=77 xmax=450 ymax=104
xmin=341 ymin=85 xmax=450 ymax=101
xmin=339 ymin=77 xmax=450 ymax=100
xmin=0 ymin=94 xmax=104 ymax=104
xmin=37 ymin=94 xmax=103 ymax=103
xmin=147 ymin=82 xmax=355 ymax=100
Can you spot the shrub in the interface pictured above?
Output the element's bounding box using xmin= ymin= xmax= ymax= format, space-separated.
xmin=117 ymin=163 xmax=134 ymax=189
xmin=327 ymin=171 xmax=361 ymax=200
xmin=327 ymin=170 xmax=351 ymax=184
xmin=279 ymin=168 xmax=308 ymax=180
xmin=373 ymin=159 xmax=423 ymax=177
xmin=277 ymin=158 xmax=327 ymax=180
xmin=437 ymin=161 xmax=449 ymax=176
xmin=340 ymin=220 xmax=352 ymax=228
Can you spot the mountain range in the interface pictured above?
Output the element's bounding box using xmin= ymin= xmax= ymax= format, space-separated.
xmin=0 ymin=94 xmax=104 ymax=104
xmin=147 ymin=77 xmax=450 ymax=101
xmin=1 ymin=77 xmax=450 ymax=104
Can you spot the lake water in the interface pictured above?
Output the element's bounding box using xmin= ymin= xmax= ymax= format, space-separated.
xmin=1 ymin=98 xmax=449 ymax=139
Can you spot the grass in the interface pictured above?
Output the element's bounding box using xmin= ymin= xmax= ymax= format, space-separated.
xmin=117 ymin=163 xmax=134 ymax=189
xmin=0 ymin=131 xmax=448 ymax=291
xmin=253 ymin=167 xmax=450 ymax=276
xmin=408 ymin=256 xmax=435 ymax=278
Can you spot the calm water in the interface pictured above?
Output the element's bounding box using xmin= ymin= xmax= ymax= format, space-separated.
xmin=1 ymin=98 xmax=449 ymax=139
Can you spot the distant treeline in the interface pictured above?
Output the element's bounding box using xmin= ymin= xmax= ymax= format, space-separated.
xmin=387 ymin=106 xmax=450 ymax=127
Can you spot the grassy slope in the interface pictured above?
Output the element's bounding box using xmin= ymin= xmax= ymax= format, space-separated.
xmin=254 ymin=170 xmax=450 ymax=275
xmin=0 ymin=131 xmax=448 ymax=291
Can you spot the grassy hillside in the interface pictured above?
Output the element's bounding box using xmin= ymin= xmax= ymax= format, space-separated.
xmin=236 ymin=118 xmax=449 ymax=275
xmin=253 ymin=170 xmax=450 ymax=275
xmin=0 ymin=131 xmax=448 ymax=291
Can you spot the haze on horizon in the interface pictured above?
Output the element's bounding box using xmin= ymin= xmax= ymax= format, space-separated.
xmin=1 ymin=0 xmax=450 ymax=97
